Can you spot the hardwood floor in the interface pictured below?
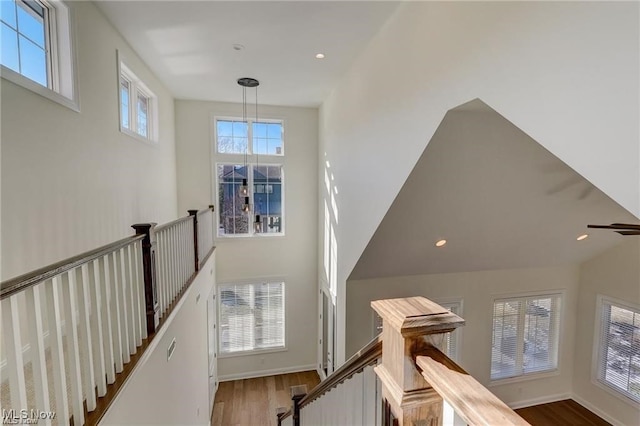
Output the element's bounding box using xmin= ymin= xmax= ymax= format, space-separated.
xmin=213 ymin=374 xmax=609 ymax=426
xmin=516 ymin=399 xmax=611 ymax=426
xmin=211 ymin=370 xmax=321 ymax=426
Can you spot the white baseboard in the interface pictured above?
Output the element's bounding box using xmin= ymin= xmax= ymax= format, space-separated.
xmin=571 ymin=394 xmax=623 ymax=426
xmin=218 ymin=364 xmax=317 ymax=382
xmin=507 ymin=392 xmax=571 ymax=410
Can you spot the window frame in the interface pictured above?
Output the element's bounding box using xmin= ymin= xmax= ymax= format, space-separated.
xmin=215 ymin=116 xmax=284 ymax=157
xmin=592 ymin=295 xmax=640 ymax=406
xmin=217 ymin=280 xmax=286 ymax=357
xmin=117 ymin=52 xmax=158 ymax=143
xmin=215 ymin=162 xmax=285 ymax=238
xmin=0 ymin=0 xmax=79 ymax=111
xmin=489 ymin=291 xmax=563 ymax=383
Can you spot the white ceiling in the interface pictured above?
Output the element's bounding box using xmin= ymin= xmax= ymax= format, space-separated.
xmin=96 ymin=1 xmax=400 ymax=106
xmin=349 ymin=100 xmax=639 ymax=280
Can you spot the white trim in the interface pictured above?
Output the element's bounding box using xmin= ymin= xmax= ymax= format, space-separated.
xmin=218 ymin=364 xmax=317 ymax=382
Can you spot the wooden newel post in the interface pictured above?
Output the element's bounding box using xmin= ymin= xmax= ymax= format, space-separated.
xmin=371 ymin=297 xmax=465 ymax=426
xmin=188 ymin=209 xmax=199 ymax=271
xmin=132 ymin=223 xmax=159 ymax=335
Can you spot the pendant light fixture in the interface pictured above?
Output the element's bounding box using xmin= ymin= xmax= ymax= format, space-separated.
xmin=237 ymin=77 xmax=259 ymax=215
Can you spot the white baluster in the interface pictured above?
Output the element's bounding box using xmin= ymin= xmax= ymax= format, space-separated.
xmin=127 ymin=244 xmax=142 ymax=347
xmin=108 ymin=252 xmax=124 ymax=372
xmin=134 ymin=241 xmax=148 ymax=340
xmin=159 ymin=230 xmax=168 ymax=315
xmin=98 ymin=256 xmax=116 ymax=383
xmin=45 ymin=277 xmax=70 ymax=423
xmin=61 ymin=271 xmax=85 ymax=425
xmin=24 ymin=285 xmax=51 ymax=422
xmin=77 ymin=265 xmax=97 ymax=411
xmin=124 ymin=245 xmax=137 ymax=354
xmin=1 ymin=295 xmax=28 ymax=411
xmin=115 ymin=249 xmax=131 ymax=364
xmin=88 ymin=260 xmax=107 ymax=395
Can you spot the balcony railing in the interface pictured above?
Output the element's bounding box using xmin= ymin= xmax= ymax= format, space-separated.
xmin=0 ymin=206 xmax=215 ymax=425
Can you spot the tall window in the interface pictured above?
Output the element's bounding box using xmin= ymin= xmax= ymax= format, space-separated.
xmin=1 ymin=0 xmax=78 ymax=108
xmin=215 ymin=118 xmax=284 ymax=237
xmin=491 ymin=293 xmax=561 ymax=380
xmin=596 ymin=296 xmax=640 ymax=403
xmin=119 ymin=59 xmax=156 ymax=141
xmin=219 ymin=281 xmax=285 ymax=355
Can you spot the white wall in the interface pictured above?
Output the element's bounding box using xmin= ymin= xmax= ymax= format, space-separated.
xmin=347 ymin=265 xmax=580 ymax=408
xmin=319 ymin=0 xmax=640 ymax=365
xmin=573 ymin=239 xmax=640 ymax=426
xmin=101 ymin=253 xmax=216 ymax=425
xmin=175 ymin=100 xmax=318 ymax=379
xmin=1 ymin=1 xmax=178 ymax=281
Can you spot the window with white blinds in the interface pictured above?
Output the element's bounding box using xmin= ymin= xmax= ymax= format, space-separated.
xmin=596 ymin=297 xmax=640 ymax=403
xmin=219 ymin=281 xmax=285 ymax=354
xmin=491 ymin=293 xmax=561 ymax=380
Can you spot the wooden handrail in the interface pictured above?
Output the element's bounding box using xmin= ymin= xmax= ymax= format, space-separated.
xmin=0 ymin=234 xmax=144 ymax=300
xmin=196 ymin=205 xmax=215 ymax=216
xmin=279 ymin=334 xmax=382 ymax=421
xmin=154 ymin=214 xmax=193 ymax=233
xmin=415 ymin=346 xmax=530 ymax=426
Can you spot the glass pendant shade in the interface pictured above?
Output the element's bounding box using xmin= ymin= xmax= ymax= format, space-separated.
xmin=254 ymin=215 xmax=261 ymax=233
xmin=242 ymin=196 xmax=251 ymax=213
xmin=239 ymin=178 xmax=249 ymax=197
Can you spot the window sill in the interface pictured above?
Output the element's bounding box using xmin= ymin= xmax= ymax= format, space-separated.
xmin=216 ymin=232 xmax=286 ymax=240
xmin=2 ymin=66 xmax=80 ymax=112
xmin=120 ymin=127 xmax=158 ymax=146
xmin=489 ymin=368 xmax=560 ymax=386
xmin=218 ymin=346 xmax=287 ymax=359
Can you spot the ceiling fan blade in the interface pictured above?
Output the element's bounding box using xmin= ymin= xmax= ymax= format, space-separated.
xmin=611 ymin=223 xmax=640 ymax=230
xmin=588 ymin=223 xmax=640 ymax=230
xmin=615 ymin=230 xmax=640 ymax=236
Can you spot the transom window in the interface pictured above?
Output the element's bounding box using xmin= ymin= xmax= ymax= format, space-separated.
xmin=1 ymin=0 xmax=78 ymax=109
xmin=596 ymin=296 xmax=640 ymax=403
xmin=219 ymin=281 xmax=285 ymax=355
xmin=491 ymin=293 xmax=561 ymax=380
xmin=119 ymin=59 xmax=156 ymax=141
xmin=216 ymin=118 xmax=283 ymax=155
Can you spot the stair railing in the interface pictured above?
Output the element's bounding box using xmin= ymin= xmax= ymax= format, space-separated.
xmin=277 ymin=296 xmax=531 ymax=426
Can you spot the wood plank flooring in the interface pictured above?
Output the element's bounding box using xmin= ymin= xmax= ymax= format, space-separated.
xmin=211 ymin=370 xmax=320 ymax=426
xmin=213 ymin=373 xmax=609 ymax=426
xmin=515 ymin=399 xmax=611 ymax=426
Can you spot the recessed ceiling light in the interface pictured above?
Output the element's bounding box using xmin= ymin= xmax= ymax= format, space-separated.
xmin=435 ymin=239 xmax=447 ymax=247
xmin=577 ymin=234 xmax=589 ymax=241
xmin=315 ymin=53 xmax=325 ymax=59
